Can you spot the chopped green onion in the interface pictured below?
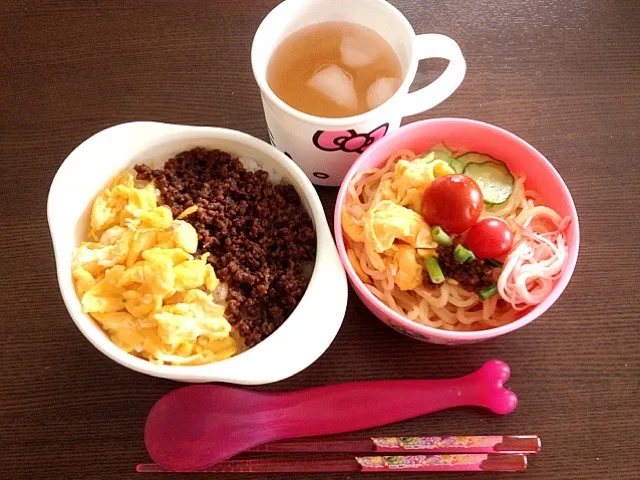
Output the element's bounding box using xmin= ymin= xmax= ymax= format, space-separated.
xmin=486 ymin=258 xmax=504 ymax=268
xmin=431 ymin=226 xmax=452 ymax=246
xmin=425 ymin=257 xmax=445 ymax=284
xmin=479 ymin=284 xmax=498 ymax=300
xmin=454 ymin=244 xmax=476 ymax=263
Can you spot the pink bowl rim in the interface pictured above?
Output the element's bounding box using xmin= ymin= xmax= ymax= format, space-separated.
xmin=334 ymin=117 xmax=580 ymax=341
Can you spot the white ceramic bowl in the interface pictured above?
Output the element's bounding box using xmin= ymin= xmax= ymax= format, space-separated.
xmin=48 ymin=121 xmax=347 ymax=384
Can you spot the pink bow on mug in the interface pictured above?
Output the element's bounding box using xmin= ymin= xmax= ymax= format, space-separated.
xmin=312 ymin=124 xmax=389 ymax=154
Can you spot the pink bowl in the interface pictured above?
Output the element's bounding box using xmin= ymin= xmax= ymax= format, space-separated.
xmin=334 ymin=118 xmax=580 ymax=345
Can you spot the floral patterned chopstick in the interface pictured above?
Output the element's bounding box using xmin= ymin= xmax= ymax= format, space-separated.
xmin=138 ymin=437 xmax=539 ymax=473
xmin=250 ymin=435 xmax=541 ymax=455
xmin=137 ymin=453 xmax=527 ymax=473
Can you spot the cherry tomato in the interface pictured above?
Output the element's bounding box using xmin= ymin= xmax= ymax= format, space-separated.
xmin=464 ymin=218 xmax=514 ymax=259
xmin=422 ymin=174 xmax=483 ymax=234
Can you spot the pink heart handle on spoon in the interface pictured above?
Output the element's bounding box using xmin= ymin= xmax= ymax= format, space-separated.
xmin=145 ymin=360 xmax=517 ymax=472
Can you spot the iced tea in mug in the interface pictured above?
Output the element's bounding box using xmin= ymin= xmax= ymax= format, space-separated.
xmin=252 ymin=0 xmax=466 ymax=186
xmin=267 ymin=21 xmax=404 ymax=119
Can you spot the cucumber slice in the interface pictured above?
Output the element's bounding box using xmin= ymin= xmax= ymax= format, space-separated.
xmin=429 ymin=142 xmax=455 ymax=164
xmin=456 ymin=152 xmax=498 ymax=165
xmin=450 ymin=158 xmax=465 ymax=174
xmin=454 ymin=152 xmax=507 ymax=171
xmin=415 ymin=143 xmax=455 ymax=165
xmin=463 ymin=161 xmax=515 ymax=205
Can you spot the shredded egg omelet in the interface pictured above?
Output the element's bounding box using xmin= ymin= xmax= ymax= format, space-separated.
xmin=71 ymin=172 xmax=236 ymax=365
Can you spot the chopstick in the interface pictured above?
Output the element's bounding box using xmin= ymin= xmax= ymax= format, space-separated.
xmin=137 ymin=453 xmax=527 ymax=473
xmin=138 ymin=436 xmax=539 ymax=473
xmin=250 ymin=435 xmax=541 ymax=455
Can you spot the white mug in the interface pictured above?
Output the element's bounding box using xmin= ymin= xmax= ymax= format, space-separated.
xmin=251 ymin=0 xmax=466 ymax=187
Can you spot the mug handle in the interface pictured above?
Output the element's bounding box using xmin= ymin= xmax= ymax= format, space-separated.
xmin=402 ymin=34 xmax=466 ymax=117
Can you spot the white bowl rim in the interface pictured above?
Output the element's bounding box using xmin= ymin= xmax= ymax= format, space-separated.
xmin=48 ymin=121 xmax=348 ymax=383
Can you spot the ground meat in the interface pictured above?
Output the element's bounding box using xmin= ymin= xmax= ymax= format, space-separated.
xmin=425 ymin=245 xmax=496 ymax=292
xmin=135 ymin=148 xmax=316 ymax=347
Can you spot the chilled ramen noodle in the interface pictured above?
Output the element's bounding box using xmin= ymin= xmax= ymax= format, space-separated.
xmin=342 ymin=146 xmax=570 ymax=331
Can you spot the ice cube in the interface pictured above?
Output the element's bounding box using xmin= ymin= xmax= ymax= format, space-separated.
xmin=366 ymin=77 xmax=401 ymax=110
xmin=340 ymin=35 xmax=378 ymax=68
xmin=308 ymin=64 xmax=358 ymax=111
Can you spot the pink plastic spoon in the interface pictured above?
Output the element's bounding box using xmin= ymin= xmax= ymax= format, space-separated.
xmin=145 ymin=360 xmax=517 ymax=472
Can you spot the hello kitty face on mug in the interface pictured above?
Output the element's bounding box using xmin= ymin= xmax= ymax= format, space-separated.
xmin=312 ymin=123 xmax=389 ymax=154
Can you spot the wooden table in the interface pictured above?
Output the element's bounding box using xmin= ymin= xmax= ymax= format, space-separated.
xmin=2 ymin=1 xmax=639 ymax=479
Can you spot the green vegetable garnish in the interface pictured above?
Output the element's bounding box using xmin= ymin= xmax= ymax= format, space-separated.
xmin=450 ymin=158 xmax=465 ymax=174
xmin=478 ymin=284 xmax=498 ymax=300
xmin=453 ymin=244 xmax=476 ymax=263
xmin=486 ymin=258 xmax=504 ymax=268
xmin=429 ymin=142 xmax=456 ymax=164
xmin=425 ymin=257 xmax=445 ymax=284
xmin=462 ymin=160 xmax=515 ymax=205
xmin=431 ymin=226 xmax=452 ymax=246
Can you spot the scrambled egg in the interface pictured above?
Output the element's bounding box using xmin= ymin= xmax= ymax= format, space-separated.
xmin=392 ymin=245 xmax=424 ymax=291
xmin=363 ymin=201 xmax=433 ymax=253
xmin=377 ymin=154 xmax=454 ymax=213
xmin=72 ymin=171 xmax=236 ymax=366
xmin=344 ymin=153 xmax=454 ymax=291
